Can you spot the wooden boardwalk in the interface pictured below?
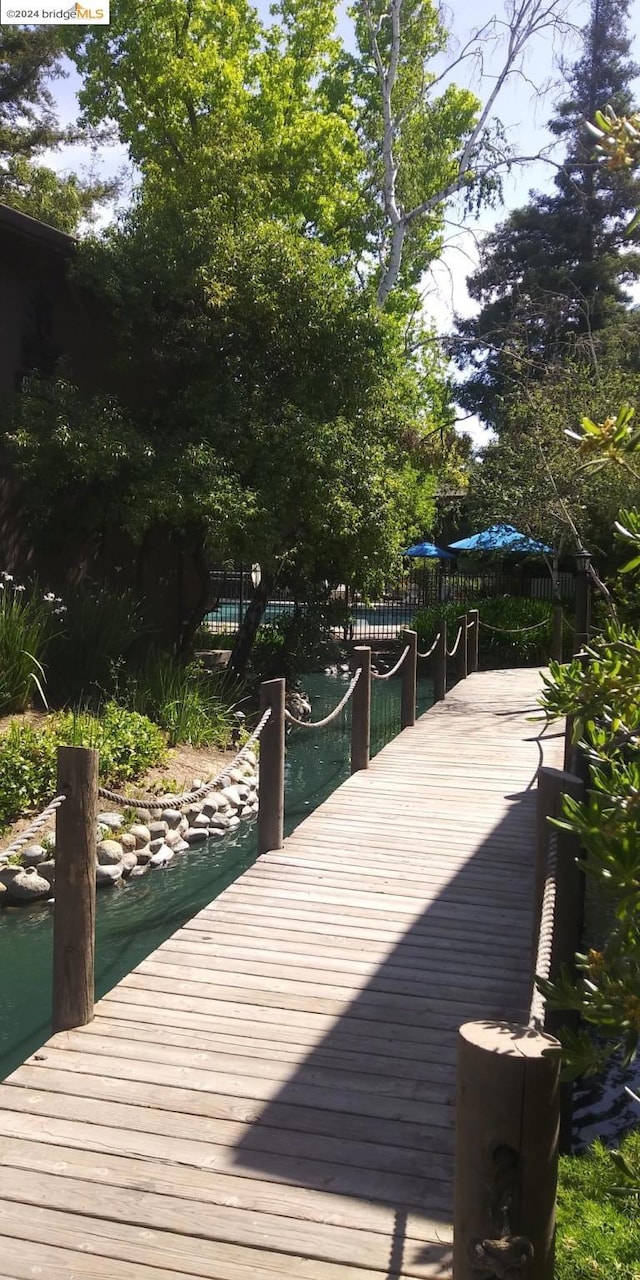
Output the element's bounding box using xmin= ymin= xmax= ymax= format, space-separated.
xmin=0 ymin=668 xmax=564 ymax=1280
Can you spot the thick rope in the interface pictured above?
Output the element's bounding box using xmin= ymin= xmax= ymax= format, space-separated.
xmin=417 ymin=632 xmax=440 ymax=660
xmin=97 ymin=708 xmax=271 ymax=811
xmin=480 ymin=618 xmax=548 ymax=635
xmin=529 ymin=828 xmax=558 ymax=1030
xmin=1 ymin=794 xmax=67 ymax=858
xmin=371 ymin=645 xmax=410 ymax=681
xmin=285 ymin=668 xmax=361 ymax=729
xmin=446 ymin=624 xmax=464 ymax=658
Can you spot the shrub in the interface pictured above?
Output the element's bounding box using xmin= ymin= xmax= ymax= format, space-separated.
xmin=249 ymin=606 xmax=342 ymax=680
xmin=0 ymin=575 xmax=57 ymax=713
xmin=556 ymin=1130 xmax=640 ymax=1280
xmin=0 ymin=703 xmax=166 ymax=831
xmin=45 ymin=581 xmax=147 ymax=706
xmin=123 ymin=652 xmax=236 ymax=747
xmin=412 ymin=596 xmax=570 ymax=667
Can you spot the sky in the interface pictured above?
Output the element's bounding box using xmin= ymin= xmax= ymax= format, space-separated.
xmin=43 ymin=0 xmax=639 ymax=445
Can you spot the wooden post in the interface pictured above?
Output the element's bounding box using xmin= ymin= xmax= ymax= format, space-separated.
xmin=454 ymin=1020 xmax=561 ymax=1280
xmin=400 ymin=629 xmax=417 ymax=730
xmin=456 ymin=613 xmax=468 ymax=680
xmin=573 ymin=550 xmax=591 ymax=655
xmin=467 ymin=609 xmax=479 ymax=674
xmin=257 ymin=678 xmax=285 ymax=856
xmin=351 ymin=645 xmax=371 ymax=773
xmin=433 ymin=622 xmax=447 ymax=703
xmin=552 ymin=604 xmax=563 ymax=663
xmin=52 ymin=745 xmax=98 ymax=1033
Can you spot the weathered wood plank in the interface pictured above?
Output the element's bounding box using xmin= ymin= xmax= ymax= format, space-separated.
xmin=0 ymin=667 xmax=564 ymax=1280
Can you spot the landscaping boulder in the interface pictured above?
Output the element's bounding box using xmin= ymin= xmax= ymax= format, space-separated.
xmin=7 ymin=867 xmax=51 ymax=902
xmin=97 ymin=840 xmax=124 ymax=866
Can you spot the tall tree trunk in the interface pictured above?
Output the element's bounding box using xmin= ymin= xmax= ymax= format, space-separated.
xmin=227 ymin=570 xmax=275 ymax=679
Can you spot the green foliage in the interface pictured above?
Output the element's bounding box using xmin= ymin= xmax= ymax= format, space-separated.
xmin=44 ymin=581 xmax=147 ymax=707
xmin=123 ymin=653 xmax=236 ymax=748
xmin=0 ymin=703 xmax=166 ymax=832
xmin=248 ymin=606 xmax=342 ymax=681
xmin=556 ymin=1131 xmax=640 ymax=1280
xmin=0 ymin=575 xmax=57 ymax=714
xmin=0 ymin=27 xmax=114 ymax=231
xmin=465 ymin=361 xmax=640 ymax=565
xmin=455 ymin=0 xmax=640 ymax=429
xmin=412 ymin=596 xmax=562 ymax=667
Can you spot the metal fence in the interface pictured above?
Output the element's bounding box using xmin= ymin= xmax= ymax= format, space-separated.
xmin=204 ymin=565 xmax=575 ymax=643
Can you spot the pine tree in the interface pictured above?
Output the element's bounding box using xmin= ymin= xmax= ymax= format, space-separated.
xmin=0 ymin=27 xmax=113 ymax=232
xmin=454 ymin=0 xmax=640 ymax=429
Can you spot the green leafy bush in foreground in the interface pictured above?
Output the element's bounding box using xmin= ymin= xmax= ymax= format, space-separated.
xmin=556 ymin=1129 xmax=640 ymax=1280
xmin=0 ymin=704 xmax=166 ymax=831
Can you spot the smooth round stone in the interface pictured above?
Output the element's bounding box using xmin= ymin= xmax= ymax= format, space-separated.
xmin=0 ymin=854 xmax=8 ymax=865
xmin=241 ymin=748 xmax=257 ymax=767
xmin=239 ymin=805 xmax=255 ymax=820
xmin=178 ymin=816 xmax=189 ymax=835
xmin=121 ymin=851 xmax=138 ymax=875
xmin=173 ymin=839 xmax=190 ymax=853
xmin=129 ymin=865 xmax=148 ymax=878
xmin=207 ymin=827 xmax=226 ymax=841
xmin=201 ymin=794 xmax=223 ymax=816
xmin=37 ymin=860 xmax=56 ymax=886
xmin=227 ymin=768 xmax=246 ymax=785
xmin=164 ymin=829 xmax=184 ymax=848
xmin=97 ymin=840 xmax=124 ymax=866
xmin=184 ymin=828 xmax=208 ymax=844
xmin=120 ymin=832 xmax=137 ymax=854
xmin=185 ymin=805 xmax=203 ymax=826
xmin=0 ymin=881 xmax=6 ymax=897
xmin=207 ymin=815 xmax=229 ymax=831
xmin=193 ymin=813 xmax=211 ymax=829
xmin=227 ymin=815 xmax=241 ymax=831
xmin=191 ymin=778 xmax=204 ymax=790
xmin=149 ymin=820 xmax=169 ymax=840
xmin=136 ymin=808 xmax=152 ymax=824
xmin=149 ymin=837 xmax=166 ymax=853
xmin=136 ymin=845 xmax=152 ymax=865
xmin=97 ymin=812 xmax=124 ymax=831
xmin=129 ymin=823 xmax=151 ymax=849
xmin=96 ymin=862 xmax=123 ymax=886
xmin=161 ymin=809 xmax=183 ymax=830
xmin=21 ymin=844 xmax=47 ymax=867
xmin=0 ymin=866 xmax=21 ymax=884
xmin=149 ymin=844 xmax=174 ymax=868
xmin=221 ymin=786 xmax=243 ymax=809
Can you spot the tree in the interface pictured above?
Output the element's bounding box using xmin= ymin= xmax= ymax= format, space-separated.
xmin=70 ymin=1 xmax=573 ymax=309
xmin=0 ymin=27 xmax=113 ymax=231
xmin=465 ymin=359 xmax=640 ymax=563
xmin=455 ymin=0 xmax=640 ymax=428
xmin=6 ymin=205 xmax=445 ymax=669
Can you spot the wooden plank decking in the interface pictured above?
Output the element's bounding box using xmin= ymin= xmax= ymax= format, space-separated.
xmin=0 ymin=668 xmax=564 ymax=1280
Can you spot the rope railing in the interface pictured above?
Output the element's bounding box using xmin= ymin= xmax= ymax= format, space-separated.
xmin=529 ymin=828 xmax=558 ymax=1031
xmin=0 ymin=794 xmax=67 ymax=859
xmin=417 ymin=631 xmax=440 ymax=660
xmin=371 ymin=645 xmax=410 ymax=681
xmin=285 ymin=668 xmax=361 ymax=729
xmin=446 ymin=624 xmax=464 ymax=658
xmin=97 ymin=707 xmax=272 ymax=811
xmin=479 ymin=618 xmax=549 ymax=635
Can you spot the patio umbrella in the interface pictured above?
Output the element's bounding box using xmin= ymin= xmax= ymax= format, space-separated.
xmin=447 ymin=523 xmax=551 ymax=554
xmin=403 ymin=540 xmax=456 ymax=559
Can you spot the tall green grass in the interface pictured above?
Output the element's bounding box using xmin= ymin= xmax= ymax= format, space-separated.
xmin=0 ymin=575 xmax=55 ymax=713
xmin=123 ymin=652 xmax=238 ymax=748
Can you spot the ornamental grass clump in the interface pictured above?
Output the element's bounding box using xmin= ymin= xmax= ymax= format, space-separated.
xmin=123 ymin=651 xmax=237 ymax=748
xmin=0 ymin=574 xmax=60 ymax=714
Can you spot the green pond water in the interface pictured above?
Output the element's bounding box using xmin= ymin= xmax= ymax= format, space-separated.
xmin=0 ymin=671 xmax=436 ymax=1081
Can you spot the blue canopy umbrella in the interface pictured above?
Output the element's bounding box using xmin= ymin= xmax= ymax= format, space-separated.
xmin=447 ymin=524 xmax=551 ymax=554
xmin=403 ymin=540 xmax=456 ymax=559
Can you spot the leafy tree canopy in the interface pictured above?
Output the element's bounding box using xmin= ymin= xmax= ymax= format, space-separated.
xmin=0 ymin=26 xmax=113 ymax=231
xmin=455 ymin=0 xmax=640 ymax=428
